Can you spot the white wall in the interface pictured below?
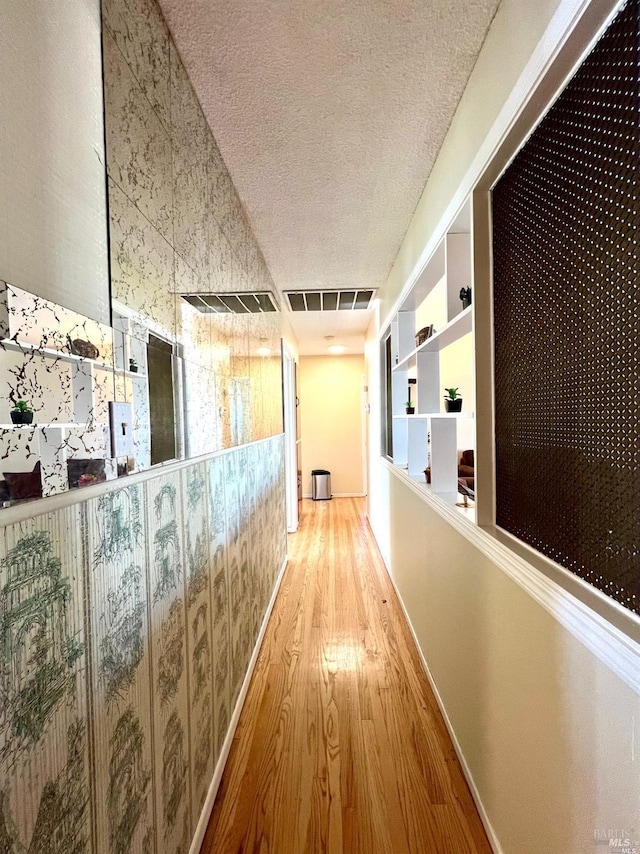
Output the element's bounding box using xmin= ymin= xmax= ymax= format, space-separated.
xmin=299 ymin=354 xmax=365 ymax=497
xmin=0 ymin=0 xmax=110 ymax=325
xmin=383 ymin=468 xmax=640 ymax=853
xmin=379 ymin=0 xmax=601 ymax=322
xmin=367 ymin=0 xmax=640 ymax=850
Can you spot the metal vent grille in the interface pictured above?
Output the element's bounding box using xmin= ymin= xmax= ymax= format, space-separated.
xmin=181 ymin=292 xmax=278 ymax=314
xmin=492 ymin=0 xmax=640 ymax=615
xmin=284 ymin=289 xmax=375 ymax=311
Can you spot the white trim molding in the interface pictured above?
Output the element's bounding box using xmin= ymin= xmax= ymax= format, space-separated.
xmin=384 ymin=461 xmax=640 ymax=697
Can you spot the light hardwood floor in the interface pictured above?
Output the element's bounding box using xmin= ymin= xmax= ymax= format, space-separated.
xmin=201 ymin=497 xmax=492 ymax=854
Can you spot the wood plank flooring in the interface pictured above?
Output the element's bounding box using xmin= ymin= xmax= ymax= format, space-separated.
xmin=201 ymin=497 xmax=492 ymax=854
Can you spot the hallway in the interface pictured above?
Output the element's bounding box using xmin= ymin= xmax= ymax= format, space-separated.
xmin=202 ymin=498 xmax=492 ymax=853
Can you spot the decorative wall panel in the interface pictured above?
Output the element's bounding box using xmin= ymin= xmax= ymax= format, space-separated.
xmin=0 ymin=506 xmax=90 ymax=852
xmin=145 ymin=471 xmax=192 ymax=852
xmin=102 ymin=0 xmax=283 ymax=459
xmin=180 ymin=463 xmax=215 ymax=827
xmin=108 ymin=180 xmax=177 ymax=339
xmin=103 ymin=30 xmax=173 ymax=242
xmin=102 ymin=0 xmax=171 ymax=135
xmin=206 ymin=455 xmax=231 ymax=760
xmin=0 ymin=436 xmax=285 ymax=854
xmin=85 ymin=485 xmax=155 ymax=854
xmin=492 ymin=0 xmax=640 ymax=615
xmin=224 ymin=450 xmax=247 ymax=710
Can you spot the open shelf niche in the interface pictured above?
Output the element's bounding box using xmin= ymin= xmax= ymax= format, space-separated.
xmin=0 ymin=282 xmax=153 ymax=496
xmin=388 ymin=199 xmax=476 ymax=504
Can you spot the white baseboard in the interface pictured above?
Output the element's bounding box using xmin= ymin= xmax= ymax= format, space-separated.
xmin=302 ymin=492 xmax=366 ymax=499
xmin=378 ymin=550 xmax=503 ymax=854
xmin=189 ymin=554 xmax=289 ymax=854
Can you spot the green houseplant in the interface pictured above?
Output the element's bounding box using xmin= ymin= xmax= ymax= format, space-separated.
xmin=444 ymin=387 xmax=462 ymax=413
xmin=405 ymin=400 xmax=415 ymax=415
xmin=129 ymin=357 xmax=139 ymax=373
xmin=10 ymin=399 xmax=34 ymax=425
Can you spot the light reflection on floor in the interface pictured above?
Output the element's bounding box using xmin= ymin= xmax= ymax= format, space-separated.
xmin=322 ymin=639 xmax=364 ymax=672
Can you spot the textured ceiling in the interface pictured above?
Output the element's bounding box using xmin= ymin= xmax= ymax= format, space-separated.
xmin=158 ymin=0 xmax=500 ymax=352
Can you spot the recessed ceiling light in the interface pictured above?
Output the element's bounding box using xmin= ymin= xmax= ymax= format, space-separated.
xmin=328 ymin=344 xmax=346 ymax=355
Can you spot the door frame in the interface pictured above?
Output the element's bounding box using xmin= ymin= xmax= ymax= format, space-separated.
xmin=282 ymin=342 xmax=299 ymax=533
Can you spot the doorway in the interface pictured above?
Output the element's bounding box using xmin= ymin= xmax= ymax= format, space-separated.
xmin=147 ymin=333 xmax=177 ymax=465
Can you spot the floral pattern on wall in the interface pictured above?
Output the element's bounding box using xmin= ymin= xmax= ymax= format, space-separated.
xmin=86 ymin=484 xmax=155 ymax=854
xmin=1 ymin=0 xmax=288 ymax=848
xmin=0 ymin=436 xmax=287 ymax=853
xmin=0 ymin=506 xmax=90 ymax=853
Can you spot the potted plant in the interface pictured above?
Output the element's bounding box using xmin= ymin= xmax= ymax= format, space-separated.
xmin=444 ymin=387 xmax=462 ymax=413
xmin=10 ymin=399 xmax=34 ymax=425
xmin=129 ymin=357 xmax=139 ymax=373
xmin=405 ymin=401 xmax=415 ymax=415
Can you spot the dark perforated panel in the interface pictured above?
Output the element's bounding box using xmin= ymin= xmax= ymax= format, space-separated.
xmin=492 ymin=0 xmax=640 ymax=614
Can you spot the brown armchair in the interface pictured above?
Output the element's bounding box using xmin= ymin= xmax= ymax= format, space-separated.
xmin=458 ymin=449 xmax=474 ymax=491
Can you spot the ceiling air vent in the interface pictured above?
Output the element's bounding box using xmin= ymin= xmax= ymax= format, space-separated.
xmin=181 ymin=291 xmax=278 ymax=314
xmin=284 ymin=289 xmax=375 ymax=312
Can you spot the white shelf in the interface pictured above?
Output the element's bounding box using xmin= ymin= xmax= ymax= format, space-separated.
xmin=0 ymin=337 xmax=114 ymax=371
xmin=0 ymin=422 xmax=88 ymax=429
xmin=393 ymin=411 xmax=475 ymax=419
xmin=393 ymin=306 xmax=472 ymax=371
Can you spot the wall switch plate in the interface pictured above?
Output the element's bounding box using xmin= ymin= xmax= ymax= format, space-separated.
xmin=109 ymin=401 xmax=134 ymax=458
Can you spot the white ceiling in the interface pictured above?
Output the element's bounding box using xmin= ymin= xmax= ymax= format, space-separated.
xmin=282 ymin=306 xmax=376 ymax=356
xmin=158 ymin=0 xmax=501 ymax=354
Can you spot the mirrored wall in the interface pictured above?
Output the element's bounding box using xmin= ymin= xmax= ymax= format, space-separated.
xmin=0 ymin=280 xmax=282 ymax=505
xmin=0 ymin=0 xmax=285 ymax=508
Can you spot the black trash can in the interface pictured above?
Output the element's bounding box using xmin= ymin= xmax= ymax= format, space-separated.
xmin=311 ymin=469 xmax=332 ymax=500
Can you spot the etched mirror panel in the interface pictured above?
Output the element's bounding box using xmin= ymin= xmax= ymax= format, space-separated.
xmin=0 ymin=282 xmax=118 ymax=502
xmin=0 ymin=279 xmax=282 ymax=508
xmin=0 ymin=0 xmax=284 ymax=511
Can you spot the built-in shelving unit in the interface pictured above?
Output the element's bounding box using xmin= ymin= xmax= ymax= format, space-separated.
xmin=0 ymin=282 xmax=153 ymax=497
xmin=393 ymin=305 xmax=473 ymax=369
xmin=385 ymin=199 xmax=475 ymax=509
